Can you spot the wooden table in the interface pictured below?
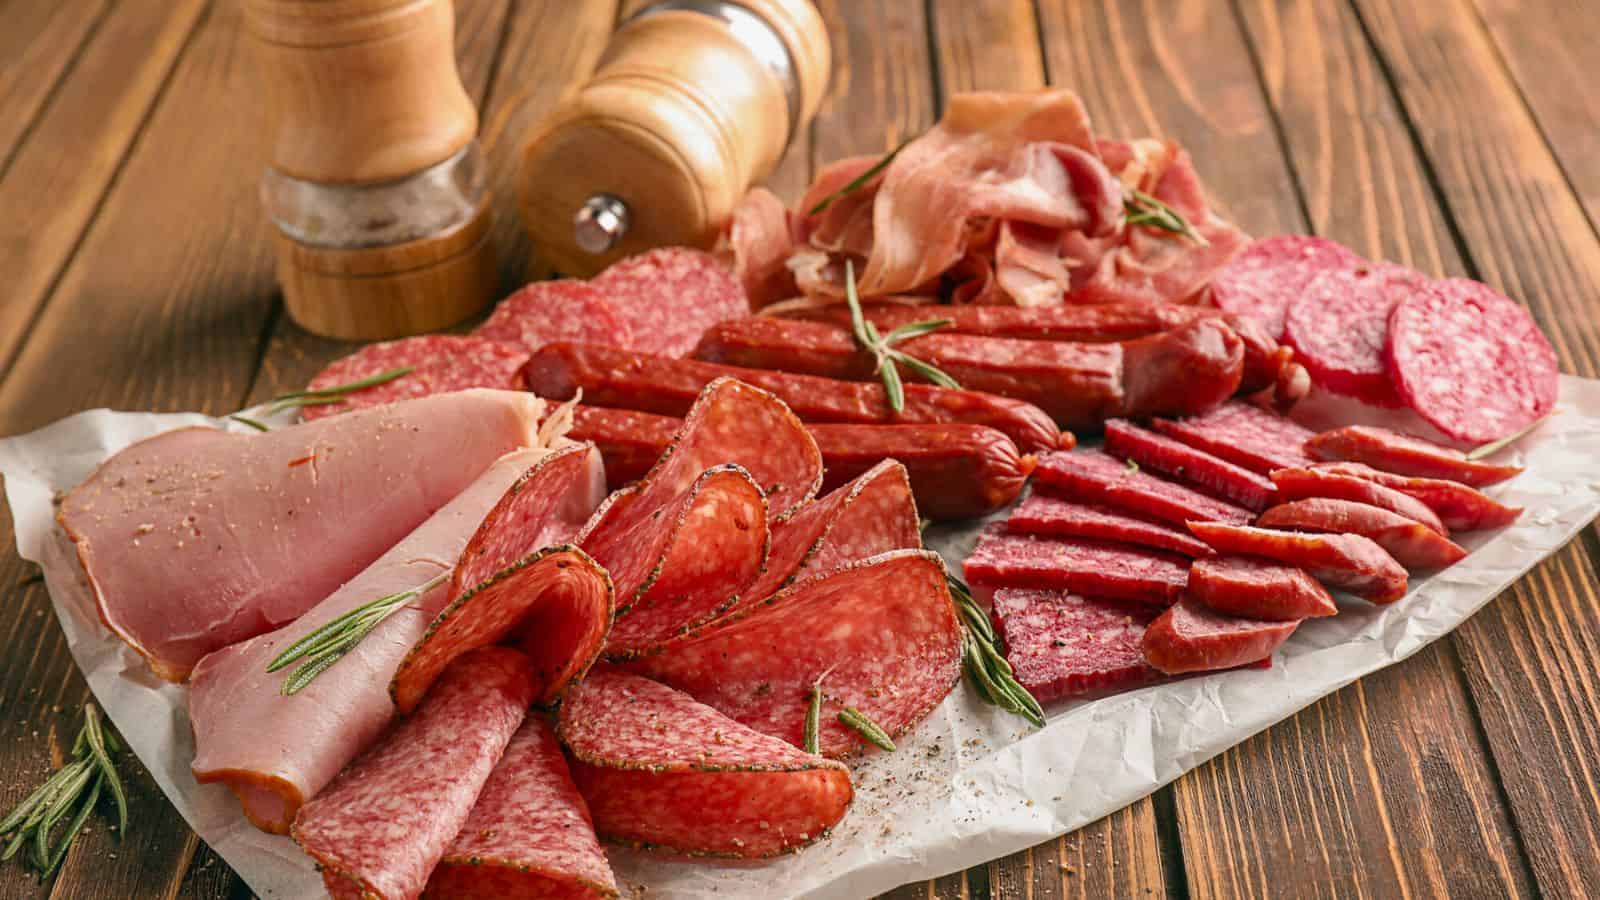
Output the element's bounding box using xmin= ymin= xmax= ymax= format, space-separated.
xmin=2 ymin=1 xmax=1598 ymax=897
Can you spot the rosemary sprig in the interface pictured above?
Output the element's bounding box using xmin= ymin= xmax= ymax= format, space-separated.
xmin=808 ymin=138 xmax=912 ymax=216
xmin=228 ymin=415 xmax=270 ymax=432
xmin=804 ymin=682 xmax=823 ymax=755
xmin=838 ymin=707 xmax=896 ymax=752
xmin=266 ymin=366 xmax=414 ymax=415
xmin=1124 ymin=188 xmax=1207 ymax=246
xmin=949 ymin=576 xmax=1046 ymax=728
xmin=1 ymin=704 xmax=127 ymax=882
xmin=268 ymin=570 xmax=448 ymax=695
xmin=843 ymin=260 xmax=960 ymax=413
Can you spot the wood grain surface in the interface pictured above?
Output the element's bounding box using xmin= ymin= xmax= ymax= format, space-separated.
xmin=1 ymin=1 xmax=1596 ymax=898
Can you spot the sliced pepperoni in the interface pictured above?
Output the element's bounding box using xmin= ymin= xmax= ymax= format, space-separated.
xmin=625 ymin=550 xmax=962 ymax=758
xmin=1310 ymin=462 xmax=1522 ymax=532
xmin=427 ymin=717 xmax=618 ymax=900
xmin=1141 ymin=597 xmax=1298 ymax=675
xmin=1256 ymin=498 xmax=1467 ymax=570
xmin=1033 ymin=449 xmax=1251 ymax=528
xmin=1149 ymin=401 xmax=1316 ymax=475
xmin=298 ymin=335 xmax=529 ymax=422
xmin=1304 ymin=425 xmax=1521 ymax=487
xmin=1268 ymin=467 xmax=1446 ymax=535
xmin=1282 ymin=263 xmax=1425 ymax=407
xmin=1385 ymin=277 xmax=1559 ymax=444
xmin=1103 ymin=419 xmax=1277 ymax=511
xmin=1187 ymin=556 xmax=1337 ymax=621
xmin=592 ymin=248 xmax=751 ymax=358
xmin=1007 ymin=492 xmax=1213 ymax=558
xmin=474 ymin=280 xmax=634 ymax=354
xmin=964 ymin=524 xmax=1189 ymax=608
xmin=990 ymin=588 xmax=1162 ymax=703
xmin=1187 ymin=522 xmax=1407 ymax=603
xmin=1208 ymin=235 xmax=1363 ymax=339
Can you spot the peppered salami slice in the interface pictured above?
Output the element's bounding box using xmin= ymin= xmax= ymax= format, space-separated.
xmin=294 ymin=647 xmax=534 ymax=900
xmin=1310 ymin=462 xmax=1522 ymax=532
xmin=426 ymin=718 xmax=618 ymax=900
xmin=592 ymin=248 xmax=752 ymax=358
xmin=1150 ymin=402 xmax=1316 ymax=475
xmin=1187 ymin=522 xmax=1408 ymax=603
xmin=990 ymin=588 xmax=1162 ymax=703
xmin=557 ymin=668 xmax=852 ymax=857
xmin=1269 ymin=467 xmax=1446 ymax=534
xmin=299 ymin=335 xmax=529 ymax=422
xmin=1103 ymin=419 xmax=1278 ymax=511
xmin=1033 ymin=449 xmax=1252 ymax=528
xmin=1209 ymin=235 xmax=1364 ymax=339
xmin=964 ymin=525 xmax=1190 ymax=608
xmin=626 ymin=550 xmax=962 ymax=758
xmin=1187 ymin=556 xmax=1337 ymax=621
xmin=1305 ymin=425 xmax=1522 ymax=487
xmin=1008 ymin=492 xmax=1213 ymax=558
xmin=1282 ymin=263 xmax=1425 ymax=406
xmin=1141 ymin=597 xmax=1299 ymax=675
xmin=1257 ymin=498 xmax=1467 ymax=569
xmin=475 ymin=279 xmax=634 ymax=356
xmin=1385 ymin=277 xmax=1559 ymax=444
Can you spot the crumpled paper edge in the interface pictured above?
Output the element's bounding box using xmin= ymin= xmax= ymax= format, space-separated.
xmin=3 ymin=378 xmax=1598 ymax=900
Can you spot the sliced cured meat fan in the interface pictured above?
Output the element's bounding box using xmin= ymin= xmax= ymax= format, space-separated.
xmin=474 ymin=279 xmax=634 ymax=356
xmin=59 ymin=389 xmax=545 ymax=681
xmin=1268 ymin=467 xmax=1447 ymax=535
xmin=1305 ymin=425 xmax=1522 ymax=487
xmin=296 ymin=336 xmax=531 ymax=422
xmin=964 ymin=525 xmax=1190 ymax=607
xmin=1033 ymin=449 xmax=1251 ymax=528
xmin=557 ymin=669 xmax=852 ymax=857
xmin=1007 ymin=492 xmax=1213 ymax=558
xmin=1186 ymin=556 xmax=1337 ymax=621
xmin=1102 ymin=419 xmax=1277 ymax=511
xmin=1311 ymin=462 xmax=1522 ymax=532
xmin=1256 ymin=498 xmax=1467 ymax=570
xmin=425 ymin=718 xmax=619 ymax=900
xmin=293 ymin=647 xmax=535 ymax=900
xmin=1208 ymin=235 xmax=1362 ymax=339
xmin=1149 ymin=401 xmax=1316 ymax=476
xmin=591 ymin=247 xmax=751 ymax=358
xmin=990 ymin=588 xmax=1162 ymax=702
xmin=627 ymin=550 xmax=962 ymax=757
xmin=1187 ymin=522 xmax=1408 ymax=604
xmin=1141 ymin=598 xmax=1298 ymax=675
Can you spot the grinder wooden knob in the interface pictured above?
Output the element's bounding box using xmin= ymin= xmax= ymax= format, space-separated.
xmin=244 ymin=0 xmax=498 ymax=340
xmin=518 ymin=0 xmax=830 ymax=277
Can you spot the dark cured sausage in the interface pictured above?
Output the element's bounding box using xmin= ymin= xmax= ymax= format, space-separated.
xmin=522 ymin=341 xmax=1064 ymax=453
xmin=693 ymin=317 xmax=1245 ymax=429
xmin=568 ymin=406 xmax=1032 ymax=521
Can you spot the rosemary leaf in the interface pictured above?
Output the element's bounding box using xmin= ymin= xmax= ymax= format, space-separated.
xmin=890 ymin=351 xmax=962 ymax=390
xmin=804 ymin=682 xmax=823 ymax=755
xmin=881 ymin=318 xmax=953 ymax=345
xmin=39 ymin=774 xmax=99 ymax=880
xmin=266 ymin=365 xmax=414 ymax=414
xmin=838 ymin=707 xmax=896 ymax=752
xmin=32 ymin=763 xmax=93 ymax=870
xmin=1124 ymin=188 xmax=1207 ymax=246
xmin=228 ymin=415 xmax=270 ymax=432
xmin=808 ymin=138 xmax=911 ymax=216
xmin=82 ymin=705 xmax=126 ymax=836
xmin=842 ymin=260 xmax=961 ymax=410
xmin=948 ymin=576 xmax=1045 ymax=728
xmin=269 ymin=571 xmax=448 ymax=695
xmin=880 ymin=360 xmax=905 ymax=414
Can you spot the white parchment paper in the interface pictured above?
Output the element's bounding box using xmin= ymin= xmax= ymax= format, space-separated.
xmin=4 ymin=377 xmax=1600 ymax=899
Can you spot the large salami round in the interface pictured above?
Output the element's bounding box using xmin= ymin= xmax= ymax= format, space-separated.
xmin=592 ymin=247 xmax=751 ymax=358
xmin=1385 ymin=277 xmax=1559 ymax=444
xmin=1282 ymin=263 xmax=1425 ymax=406
xmin=1209 ymin=235 xmax=1363 ymax=339
xmin=473 ymin=279 xmax=634 ymax=353
xmin=298 ymin=335 xmax=529 ymax=422
xmin=557 ymin=668 xmax=852 ymax=858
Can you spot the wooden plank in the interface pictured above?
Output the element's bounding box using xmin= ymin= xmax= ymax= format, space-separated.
xmin=0 ymin=0 xmax=110 ymax=167
xmin=1339 ymin=0 xmax=1600 ymax=895
xmin=0 ymin=0 xmax=207 ymax=390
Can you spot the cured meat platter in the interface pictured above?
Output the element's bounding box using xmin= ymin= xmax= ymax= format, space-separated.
xmin=4 ymin=88 xmax=1600 ymax=899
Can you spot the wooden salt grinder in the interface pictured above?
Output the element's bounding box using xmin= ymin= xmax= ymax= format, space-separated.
xmin=517 ymin=0 xmax=831 ymax=277
xmin=244 ymin=0 xmax=498 ymax=340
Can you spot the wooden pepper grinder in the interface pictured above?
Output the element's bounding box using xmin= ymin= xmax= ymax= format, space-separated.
xmin=518 ymin=0 xmax=830 ymax=277
xmin=244 ymin=0 xmax=498 ymax=340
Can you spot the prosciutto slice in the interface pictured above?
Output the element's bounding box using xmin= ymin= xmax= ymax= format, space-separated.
xmin=717 ymin=187 xmax=801 ymax=309
xmin=189 ymin=445 xmax=607 ymax=833
xmin=59 ymin=389 xmax=544 ymax=681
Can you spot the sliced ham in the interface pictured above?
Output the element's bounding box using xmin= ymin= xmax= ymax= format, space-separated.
xmin=58 ymin=389 xmax=544 ymax=682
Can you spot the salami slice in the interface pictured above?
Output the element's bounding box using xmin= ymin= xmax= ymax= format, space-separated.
xmin=1187 ymin=556 xmax=1337 ymax=621
xmin=1149 ymin=401 xmax=1316 ymax=475
xmin=626 ymin=550 xmax=962 ymax=757
xmin=964 ymin=524 xmax=1190 ymax=607
xmin=1007 ymin=492 xmax=1213 ymax=558
xmin=1304 ymin=425 xmax=1521 ymax=487
xmin=990 ymin=588 xmax=1162 ymax=703
xmin=1208 ymin=235 xmax=1363 ymax=339
xmin=474 ymin=280 xmax=634 ymax=354
xmin=1256 ymin=498 xmax=1467 ymax=569
xmin=1310 ymin=462 xmax=1522 ymax=532
xmin=1269 ymin=467 xmax=1446 ymax=534
xmin=592 ymin=248 xmax=751 ymax=358
xmin=1385 ymin=277 xmax=1559 ymax=444
xmin=1187 ymin=522 xmax=1407 ymax=603
xmin=1103 ymin=419 xmax=1277 ymax=511
xmin=1141 ymin=597 xmax=1298 ymax=675
xmin=557 ymin=668 xmax=852 ymax=857
xmin=299 ymin=336 xmax=529 ymax=422
xmin=1282 ymin=263 xmax=1425 ymax=406
xmin=293 ymin=647 xmax=534 ymax=900
xmin=1033 ymin=450 xmax=1252 ymax=528
xmin=426 ymin=718 xmax=618 ymax=900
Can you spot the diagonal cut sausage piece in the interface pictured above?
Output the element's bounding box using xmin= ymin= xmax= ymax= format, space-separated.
xmin=1305 ymin=425 xmax=1521 ymax=487
xmin=1103 ymin=418 xmax=1277 ymax=511
xmin=1310 ymin=462 xmax=1522 ymax=532
xmin=1268 ymin=467 xmax=1447 ymax=535
xmin=1187 ymin=555 xmax=1337 ymax=621
xmin=964 ymin=524 xmax=1190 ymax=608
xmin=1149 ymin=401 xmax=1316 ymax=475
xmin=1008 ymin=492 xmax=1214 ymax=558
xmin=1256 ymin=498 xmax=1467 ymax=570
xmin=1141 ymin=597 xmax=1299 ymax=675
xmin=1034 ymin=449 xmax=1252 ymax=528
xmin=1187 ymin=522 xmax=1407 ymax=604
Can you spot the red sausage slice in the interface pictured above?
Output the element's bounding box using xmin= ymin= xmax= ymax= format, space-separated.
xmin=1256 ymin=498 xmax=1468 ymax=570
xmin=1305 ymin=425 xmax=1521 ymax=487
xmin=1187 ymin=522 xmax=1408 ymax=603
xmin=298 ymin=335 xmax=529 ymax=422
xmin=1033 ymin=449 xmax=1252 ymax=528
xmin=1209 ymin=235 xmax=1363 ymax=339
xmin=592 ymin=248 xmax=751 ymax=358
xmin=1008 ymin=492 xmax=1214 ymax=558
xmin=1268 ymin=467 xmax=1447 ymax=535
xmin=1141 ymin=597 xmax=1299 ymax=675
xmin=990 ymin=588 xmax=1162 ymax=703
xmin=1282 ymin=263 xmax=1424 ymax=406
xmin=1311 ymin=462 xmax=1522 ymax=532
xmin=474 ymin=280 xmax=634 ymax=354
xmin=1187 ymin=555 xmax=1337 ymax=621
xmin=1150 ymin=401 xmax=1316 ymax=475
xmin=1104 ymin=419 xmax=1277 ymax=511
xmin=964 ymin=524 xmax=1190 ymax=608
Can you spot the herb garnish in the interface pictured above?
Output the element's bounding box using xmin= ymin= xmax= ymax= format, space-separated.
xmin=843 ymin=261 xmax=961 ymax=413
xmin=228 ymin=415 xmax=270 ymax=432
xmin=804 ymin=681 xmax=823 ymax=755
xmin=838 ymin=707 xmax=896 ymax=752
xmin=1124 ymin=188 xmax=1207 ymax=246
xmin=1 ymin=704 xmax=128 ymax=881
xmin=266 ymin=366 xmax=415 ymax=415
xmin=807 ymin=139 xmax=912 ymax=216
xmin=950 ymin=575 xmax=1046 ymax=728
xmin=268 ymin=570 xmax=448 ymax=695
